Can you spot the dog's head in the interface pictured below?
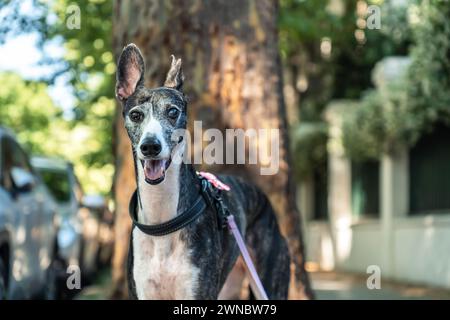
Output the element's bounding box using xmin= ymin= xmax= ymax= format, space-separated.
xmin=115 ymin=44 xmax=187 ymax=185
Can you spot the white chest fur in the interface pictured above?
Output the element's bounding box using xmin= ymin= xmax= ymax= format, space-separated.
xmin=132 ymin=144 xmax=199 ymax=299
xmin=132 ymin=228 xmax=200 ymax=299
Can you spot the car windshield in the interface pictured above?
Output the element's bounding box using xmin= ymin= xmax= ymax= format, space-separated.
xmin=37 ymin=168 xmax=72 ymax=203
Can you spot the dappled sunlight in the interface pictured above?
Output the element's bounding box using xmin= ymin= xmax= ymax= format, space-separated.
xmin=1 ymin=0 xmax=450 ymax=302
xmin=334 ymin=217 xmax=353 ymax=263
xmin=320 ymin=233 xmax=335 ymax=271
xmin=12 ymin=250 xmax=29 ymax=282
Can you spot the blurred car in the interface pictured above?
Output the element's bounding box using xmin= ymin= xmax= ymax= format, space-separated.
xmin=31 ymin=158 xmax=82 ymax=276
xmin=82 ymin=195 xmax=114 ymax=268
xmin=0 ymin=128 xmax=59 ymax=299
xmin=31 ymin=157 xmax=101 ymax=281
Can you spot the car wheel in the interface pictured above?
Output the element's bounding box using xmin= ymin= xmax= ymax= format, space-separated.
xmin=44 ymin=262 xmax=57 ymax=300
xmin=44 ymin=258 xmax=65 ymax=300
xmin=0 ymin=259 xmax=7 ymax=300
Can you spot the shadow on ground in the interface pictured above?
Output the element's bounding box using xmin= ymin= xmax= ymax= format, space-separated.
xmin=311 ymin=271 xmax=450 ymax=300
xmin=75 ymin=269 xmax=113 ymax=300
xmin=75 ymin=269 xmax=450 ymax=300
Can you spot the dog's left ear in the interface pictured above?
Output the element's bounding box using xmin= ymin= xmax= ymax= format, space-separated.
xmin=116 ymin=43 xmax=145 ymax=101
xmin=164 ymin=55 xmax=184 ymax=91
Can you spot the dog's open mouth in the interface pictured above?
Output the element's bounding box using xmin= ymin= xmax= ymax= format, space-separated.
xmin=141 ymin=159 xmax=171 ymax=185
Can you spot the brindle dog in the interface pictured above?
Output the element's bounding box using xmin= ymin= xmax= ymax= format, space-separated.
xmin=116 ymin=44 xmax=290 ymax=300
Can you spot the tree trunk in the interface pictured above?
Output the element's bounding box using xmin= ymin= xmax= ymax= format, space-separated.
xmin=112 ymin=0 xmax=314 ymax=299
xmin=110 ymin=106 xmax=135 ymax=298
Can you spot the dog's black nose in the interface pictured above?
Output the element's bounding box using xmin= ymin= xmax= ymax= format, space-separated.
xmin=140 ymin=137 xmax=162 ymax=156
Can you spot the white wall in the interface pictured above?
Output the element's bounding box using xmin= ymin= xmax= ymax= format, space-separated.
xmin=303 ymin=215 xmax=450 ymax=288
xmin=301 ymin=103 xmax=450 ymax=288
xmin=393 ymin=216 xmax=450 ymax=287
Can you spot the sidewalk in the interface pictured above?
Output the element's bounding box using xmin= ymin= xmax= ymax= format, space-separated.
xmin=311 ymin=271 xmax=450 ymax=300
xmin=75 ymin=269 xmax=450 ymax=300
xmin=75 ymin=269 xmax=113 ymax=300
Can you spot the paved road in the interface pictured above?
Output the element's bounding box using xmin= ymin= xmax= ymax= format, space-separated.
xmin=311 ymin=271 xmax=450 ymax=300
xmin=75 ymin=269 xmax=450 ymax=300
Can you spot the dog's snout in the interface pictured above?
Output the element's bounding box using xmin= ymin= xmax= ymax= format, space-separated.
xmin=140 ymin=137 xmax=162 ymax=157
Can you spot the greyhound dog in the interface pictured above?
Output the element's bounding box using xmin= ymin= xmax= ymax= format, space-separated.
xmin=115 ymin=44 xmax=290 ymax=300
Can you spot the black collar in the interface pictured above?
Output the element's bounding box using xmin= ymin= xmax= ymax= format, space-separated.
xmin=129 ymin=178 xmax=209 ymax=236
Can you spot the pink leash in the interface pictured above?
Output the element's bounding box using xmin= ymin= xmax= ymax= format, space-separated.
xmin=198 ymin=172 xmax=269 ymax=300
xmin=226 ymin=215 xmax=269 ymax=300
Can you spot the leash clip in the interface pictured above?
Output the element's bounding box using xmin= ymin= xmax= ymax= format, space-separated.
xmin=215 ymin=193 xmax=231 ymax=229
xmin=198 ymin=174 xmax=230 ymax=229
xmin=208 ymin=180 xmax=230 ymax=229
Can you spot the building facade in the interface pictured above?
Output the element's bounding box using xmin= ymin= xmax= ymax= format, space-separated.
xmin=300 ymin=98 xmax=450 ymax=289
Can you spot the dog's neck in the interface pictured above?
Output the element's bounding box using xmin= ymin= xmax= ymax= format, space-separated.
xmin=135 ymin=145 xmax=199 ymax=225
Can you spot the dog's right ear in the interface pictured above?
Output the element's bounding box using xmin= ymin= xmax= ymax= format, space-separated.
xmin=116 ymin=43 xmax=145 ymax=102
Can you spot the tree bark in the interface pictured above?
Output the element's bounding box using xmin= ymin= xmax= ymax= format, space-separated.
xmin=112 ymin=0 xmax=313 ymax=299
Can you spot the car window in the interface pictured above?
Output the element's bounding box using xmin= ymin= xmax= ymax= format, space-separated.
xmin=36 ymin=168 xmax=72 ymax=203
xmin=0 ymin=137 xmax=34 ymax=192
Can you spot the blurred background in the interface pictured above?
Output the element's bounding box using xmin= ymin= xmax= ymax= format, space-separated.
xmin=0 ymin=0 xmax=449 ymax=300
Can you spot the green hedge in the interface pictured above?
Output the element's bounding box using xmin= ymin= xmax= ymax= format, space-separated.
xmin=342 ymin=0 xmax=450 ymax=160
xmin=407 ymin=0 xmax=450 ymax=130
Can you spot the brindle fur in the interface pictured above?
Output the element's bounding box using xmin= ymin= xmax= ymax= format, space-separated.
xmin=117 ymin=44 xmax=290 ymax=299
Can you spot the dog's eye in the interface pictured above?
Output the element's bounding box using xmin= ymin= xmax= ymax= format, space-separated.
xmin=129 ymin=111 xmax=143 ymax=122
xmin=167 ymin=107 xmax=180 ymax=119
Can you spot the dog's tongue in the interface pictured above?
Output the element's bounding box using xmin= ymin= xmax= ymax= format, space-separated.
xmin=144 ymin=159 xmax=167 ymax=181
